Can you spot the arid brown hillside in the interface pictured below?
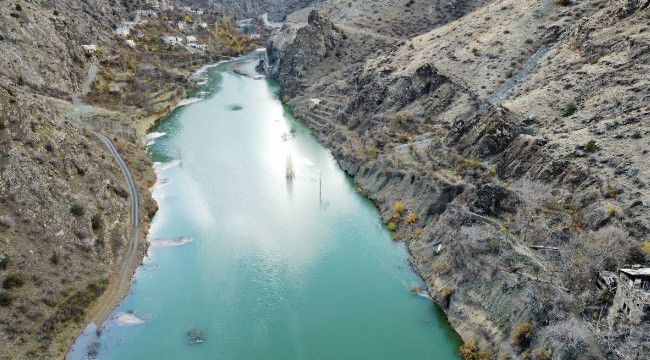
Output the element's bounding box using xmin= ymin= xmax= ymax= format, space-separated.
xmin=0 ymin=1 xmax=153 ymax=358
xmin=268 ymin=0 xmax=650 ymax=358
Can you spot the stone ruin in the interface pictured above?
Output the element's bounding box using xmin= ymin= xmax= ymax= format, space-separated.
xmin=608 ymin=266 xmax=650 ymax=325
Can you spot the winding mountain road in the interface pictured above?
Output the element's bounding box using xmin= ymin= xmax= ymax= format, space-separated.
xmin=69 ymin=60 xmax=143 ymax=327
xmin=90 ymin=132 xmax=141 ymax=326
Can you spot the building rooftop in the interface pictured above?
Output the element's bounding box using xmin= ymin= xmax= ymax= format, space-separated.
xmin=620 ymin=268 xmax=650 ymax=277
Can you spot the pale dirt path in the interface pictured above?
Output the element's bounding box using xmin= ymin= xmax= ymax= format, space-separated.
xmin=334 ymin=23 xmax=404 ymax=42
xmin=73 ymin=60 xmax=143 ymax=326
xmin=285 ymin=20 xmax=404 ymax=42
xmin=87 ymin=132 xmax=142 ymax=326
xmin=62 ymin=59 xmax=144 ymax=358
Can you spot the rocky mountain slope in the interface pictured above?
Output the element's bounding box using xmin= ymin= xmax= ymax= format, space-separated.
xmin=187 ymin=0 xmax=319 ymax=20
xmin=0 ymin=1 xmax=156 ymax=358
xmin=267 ymin=0 xmax=650 ymax=358
xmin=0 ymin=0 xmax=270 ymax=357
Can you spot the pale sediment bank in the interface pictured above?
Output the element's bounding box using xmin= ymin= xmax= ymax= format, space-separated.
xmin=65 ymin=59 xmax=227 ymax=360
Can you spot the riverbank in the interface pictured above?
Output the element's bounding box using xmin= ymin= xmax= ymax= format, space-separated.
xmin=62 ymin=58 xmax=223 ymax=359
xmin=265 ymin=5 xmax=650 ymax=358
xmin=63 ymin=51 xmax=261 ymax=358
xmin=87 ymin=56 xmax=462 ymax=359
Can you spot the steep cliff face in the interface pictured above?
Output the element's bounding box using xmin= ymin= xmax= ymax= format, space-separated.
xmin=0 ymin=1 xmax=157 ymax=358
xmin=269 ymin=0 xmax=649 ymax=358
xmin=267 ymin=10 xmax=341 ymax=96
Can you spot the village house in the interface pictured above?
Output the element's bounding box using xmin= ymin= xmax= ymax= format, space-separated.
xmin=144 ymin=0 xmax=171 ymax=10
xmin=115 ymin=26 xmax=130 ymax=37
xmin=609 ymin=267 xmax=650 ymax=325
xmin=161 ymin=35 xmax=183 ymax=46
xmin=136 ymin=10 xmax=158 ymax=19
xmin=81 ymin=44 xmax=97 ymax=53
xmin=125 ymin=39 xmax=136 ymax=47
xmin=186 ymin=35 xmax=197 ymax=45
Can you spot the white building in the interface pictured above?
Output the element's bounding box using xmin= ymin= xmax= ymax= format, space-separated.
xmin=136 ymin=10 xmax=158 ymax=19
xmin=81 ymin=44 xmax=97 ymax=53
xmin=161 ymin=35 xmax=183 ymax=46
xmin=115 ymin=26 xmax=130 ymax=37
xmin=145 ymin=0 xmax=170 ymax=9
xmin=125 ymin=39 xmax=136 ymax=47
xmin=236 ymin=19 xmax=254 ymax=28
xmin=186 ymin=35 xmax=197 ymax=45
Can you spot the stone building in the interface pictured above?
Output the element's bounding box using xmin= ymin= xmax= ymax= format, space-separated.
xmin=609 ymin=267 xmax=650 ymax=325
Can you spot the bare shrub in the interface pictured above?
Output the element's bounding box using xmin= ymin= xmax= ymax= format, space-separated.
xmin=545 ymin=318 xmax=598 ymax=359
xmin=459 ymin=338 xmax=491 ymax=360
xmin=588 ymin=226 xmax=632 ymax=270
xmin=0 ymin=215 xmax=15 ymax=228
xmin=558 ymin=226 xmax=631 ymax=291
xmin=511 ymin=321 xmax=534 ymax=350
xmin=460 ymin=225 xmax=499 ymax=255
xmin=530 ymin=347 xmax=552 ymax=360
xmin=395 ymin=111 xmax=415 ymax=125
xmin=393 ymin=201 xmax=405 ymax=215
xmin=508 ymin=178 xmax=564 ymax=244
xmin=510 ymin=177 xmax=560 ymax=209
xmin=405 ymin=212 xmax=417 ymax=224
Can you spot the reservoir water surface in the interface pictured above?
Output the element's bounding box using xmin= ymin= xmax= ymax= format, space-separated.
xmin=85 ymin=57 xmax=461 ymax=359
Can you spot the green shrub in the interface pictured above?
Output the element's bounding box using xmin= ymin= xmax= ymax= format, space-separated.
xmin=561 ymin=102 xmax=577 ymax=117
xmin=70 ymin=203 xmax=84 ymax=217
xmin=0 ymin=291 xmax=13 ymax=306
xmin=0 ymin=255 xmax=7 ymax=270
xmin=41 ymin=278 xmax=108 ymax=334
xmin=607 ymin=207 xmax=617 ymax=218
xmin=584 ymin=140 xmax=598 ymax=153
xmin=50 ymin=253 xmax=59 ymax=265
xmin=387 ymin=222 xmax=397 ymax=232
xmin=91 ymin=214 xmax=103 ymax=230
xmin=3 ymin=273 xmax=26 ymax=289
xmin=555 ymin=0 xmax=570 ymax=6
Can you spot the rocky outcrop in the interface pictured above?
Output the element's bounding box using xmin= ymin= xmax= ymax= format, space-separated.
xmin=267 ymin=10 xmax=341 ymax=96
xmin=270 ymin=0 xmax=650 ymax=358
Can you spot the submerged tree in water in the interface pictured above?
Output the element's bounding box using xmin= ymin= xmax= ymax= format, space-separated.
xmin=187 ymin=328 xmax=206 ymax=344
xmin=286 ymin=156 xmax=295 ymax=180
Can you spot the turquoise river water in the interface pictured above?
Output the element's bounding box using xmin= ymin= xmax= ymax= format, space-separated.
xmin=70 ymin=56 xmax=461 ymax=359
